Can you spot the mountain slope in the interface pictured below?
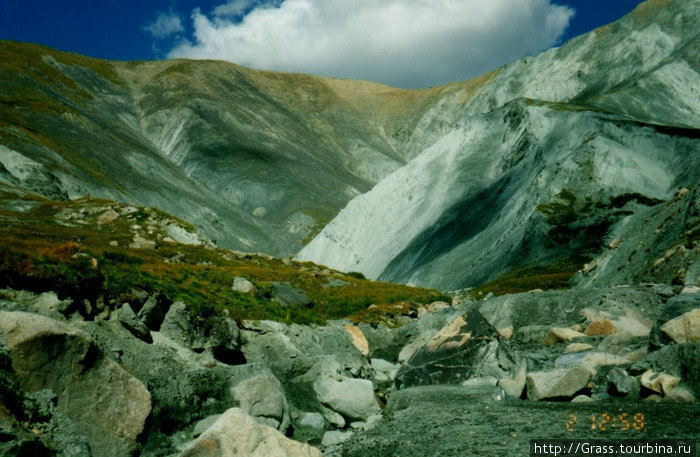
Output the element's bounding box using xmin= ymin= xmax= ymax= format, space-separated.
xmin=0 ymin=42 xmax=477 ymax=255
xmin=297 ymin=0 xmax=700 ymax=290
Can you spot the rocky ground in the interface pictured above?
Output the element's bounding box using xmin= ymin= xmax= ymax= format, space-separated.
xmin=0 ymin=278 xmax=698 ymax=456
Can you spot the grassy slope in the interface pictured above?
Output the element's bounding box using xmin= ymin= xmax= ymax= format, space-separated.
xmin=0 ymin=188 xmax=448 ymax=325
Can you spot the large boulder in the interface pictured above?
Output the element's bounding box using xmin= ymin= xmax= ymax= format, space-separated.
xmin=526 ymin=367 xmax=591 ymax=401
xmin=178 ymin=408 xmax=323 ymax=457
xmin=314 ymin=372 xmax=381 ymax=422
xmin=0 ymin=311 xmax=151 ymax=457
xmin=229 ymin=364 xmax=291 ymax=432
xmin=395 ymin=310 xmax=518 ymax=388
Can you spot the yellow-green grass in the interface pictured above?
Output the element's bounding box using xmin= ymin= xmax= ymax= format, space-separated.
xmin=0 ymin=192 xmax=448 ymax=325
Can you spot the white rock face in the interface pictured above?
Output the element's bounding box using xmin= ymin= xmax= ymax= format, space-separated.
xmin=296 ymin=0 xmax=700 ymax=290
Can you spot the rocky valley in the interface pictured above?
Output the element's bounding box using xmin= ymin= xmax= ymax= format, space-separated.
xmin=0 ymin=0 xmax=699 ymax=456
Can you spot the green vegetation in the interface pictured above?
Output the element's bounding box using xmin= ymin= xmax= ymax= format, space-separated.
xmin=470 ymin=256 xmax=588 ymax=297
xmin=0 ymin=192 xmax=448 ymax=325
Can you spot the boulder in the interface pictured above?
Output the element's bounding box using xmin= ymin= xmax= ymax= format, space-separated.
xmin=555 ymin=352 xmax=631 ymax=376
xmin=178 ymin=408 xmax=323 ymax=457
xmin=193 ymin=414 xmax=221 ymax=437
xmin=230 ymin=365 xmax=290 ymax=432
xmin=584 ymin=319 xmax=615 ymax=336
xmin=542 ymin=327 xmax=586 ymax=346
xmin=322 ymin=430 xmax=354 ymax=447
xmin=640 ymin=370 xmax=680 ymax=395
xmin=565 ymin=343 xmax=594 ymax=353
xmin=396 ymin=310 xmax=517 ymax=388
xmin=526 ymin=367 xmax=591 ymax=401
xmin=0 ymin=311 xmax=151 ymax=457
xmin=499 ymin=362 xmax=527 ymax=399
xmin=660 ymin=308 xmax=700 ymax=344
xmin=272 ymin=283 xmax=313 ymax=307
xmin=137 ymin=293 xmax=171 ymax=330
xmin=606 ymin=368 xmax=640 ymax=397
xmin=232 ymin=277 xmax=258 ymax=296
xmin=117 ymin=302 xmax=152 ymax=343
xmin=345 ymin=324 xmax=369 ymax=357
xmin=662 ymin=386 xmax=696 ymax=403
xmin=314 ymin=373 xmax=380 ymax=422
xmin=298 ymin=412 xmax=325 ymax=430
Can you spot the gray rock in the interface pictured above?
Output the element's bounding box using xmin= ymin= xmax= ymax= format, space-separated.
xmin=0 ymin=311 xmax=151 ymax=457
xmin=606 ymin=367 xmax=640 ymax=397
xmin=298 ymin=412 xmax=325 ymax=430
xmin=526 ymin=367 xmax=591 ymax=401
xmin=395 ymin=310 xmax=517 ymax=388
xmin=271 ymin=283 xmax=313 ymax=307
xmin=178 ymin=408 xmax=323 ymax=457
xmin=118 ymin=302 xmax=152 ymax=343
xmin=232 ymin=276 xmax=258 ymax=296
xmin=314 ymin=373 xmax=380 ymax=422
xmin=229 ymin=365 xmax=290 ymax=432
xmin=192 ymin=414 xmax=221 ymax=437
xmin=137 ymin=293 xmax=171 ymax=330
xmin=322 ymin=430 xmax=354 ymax=447
xmin=160 ymin=301 xmax=205 ymax=350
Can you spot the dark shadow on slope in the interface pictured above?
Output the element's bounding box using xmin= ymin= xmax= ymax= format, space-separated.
xmin=379 ymin=174 xmax=516 ymax=286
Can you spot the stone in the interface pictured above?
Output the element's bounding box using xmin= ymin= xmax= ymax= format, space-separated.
xmin=555 ymin=352 xmax=631 ymax=376
xmin=571 ymin=395 xmax=594 ymax=402
xmin=542 ymin=327 xmax=586 ymax=346
xmin=607 ymin=368 xmax=640 ymax=397
xmin=371 ymin=358 xmax=399 ymax=382
xmin=137 ymin=294 xmax=171 ymax=330
xmin=299 ymin=412 xmax=325 ymax=430
xmin=640 ymin=370 xmax=680 ymax=395
xmin=526 ymin=367 xmax=591 ymax=401
xmin=396 ymin=311 xmax=515 ymax=388
xmin=660 ymin=308 xmax=700 ymax=344
xmin=178 ymin=408 xmax=323 ymax=457
xmin=118 ymin=302 xmax=152 ymax=343
xmin=232 ymin=277 xmax=258 ymax=296
xmin=662 ymin=386 xmax=696 ymax=403
xmin=345 ymin=324 xmax=369 ymax=357
xmin=426 ymin=301 xmax=450 ymax=313
xmin=30 ymin=291 xmax=71 ymax=318
xmin=322 ymin=430 xmax=354 ymax=447
xmin=231 ymin=371 xmax=290 ymax=432
xmin=193 ymin=414 xmax=221 ymax=437
xmin=130 ymin=233 xmax=156 ymax=249
xmin=584 ymin=319 xmax=615 ymax=336
xmin=0 ymin=311 xmax=151 ymax=457
xmin=499 ymin=363 xmax=527 ymax=399
xmin=314 ymin=373 xmax=380 ymax=421
xmin=272 ymin=283 xmax=313 ymax=307
xmin=612 ymin=314 xmax=652 ymax=337
xmin=565 ymin=343 xmax=594 ymax=353
xmin=97 ymin=209 xmax=119 ymax=225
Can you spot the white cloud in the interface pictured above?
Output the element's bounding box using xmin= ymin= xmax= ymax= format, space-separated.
xmin=143 ymin=11 xmax=185 ymax=39
xmin=169 ymin=0 xmax=574 ymax=88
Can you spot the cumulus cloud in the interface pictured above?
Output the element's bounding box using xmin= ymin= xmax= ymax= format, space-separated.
xmin=143 ymin=10 xmax=185 ymax=39
xmin=169 ymin=0 xmax=574 ymax=88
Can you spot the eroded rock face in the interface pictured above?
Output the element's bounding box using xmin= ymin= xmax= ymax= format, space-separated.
xmin=0 ymin=311 xmax=151 ymax=457
xmin=178 ymin=408 xmax=323 ymax=457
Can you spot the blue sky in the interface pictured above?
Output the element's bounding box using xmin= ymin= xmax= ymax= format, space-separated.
xmin=0 ymin=0 xmax=647 ymax=88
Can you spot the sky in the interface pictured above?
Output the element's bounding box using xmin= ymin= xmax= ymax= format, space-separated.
xmin=0 ymin=0 xmax=647 ymax=88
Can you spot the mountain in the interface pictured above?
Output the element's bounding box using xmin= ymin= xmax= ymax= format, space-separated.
xmin=0 ymin=41 xmax=468 ymax=255
xmin=297 ymin=0 xmax=700 ymax=290
xmin=1 ymin=0 xmax=698 ymax=293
